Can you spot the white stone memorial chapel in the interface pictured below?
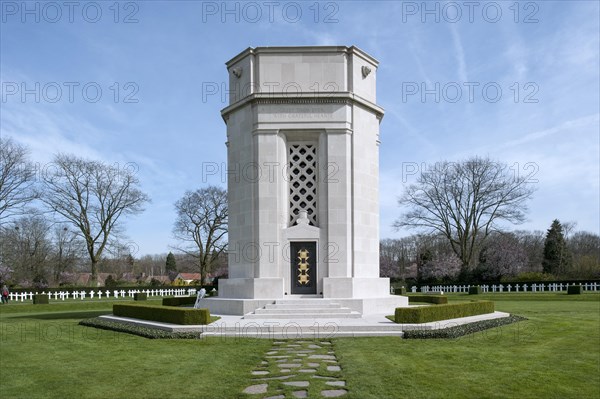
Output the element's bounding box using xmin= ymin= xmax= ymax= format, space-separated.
xmin=199 ymin=46 xmax=407 ymax=316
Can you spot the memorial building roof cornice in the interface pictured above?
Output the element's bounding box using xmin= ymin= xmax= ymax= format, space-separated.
xmin=221 ymin=92 xmax=384 ymax=122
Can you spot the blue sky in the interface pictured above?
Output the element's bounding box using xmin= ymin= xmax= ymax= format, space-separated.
xmin=1 ymin=1 xmax=599 ymax=256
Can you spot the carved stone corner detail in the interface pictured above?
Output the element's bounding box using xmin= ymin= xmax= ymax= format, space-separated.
xmin=232 ymin=67 xmax=243 ymax=78
xmin=361 ymin=66 xmax=372 ymax=78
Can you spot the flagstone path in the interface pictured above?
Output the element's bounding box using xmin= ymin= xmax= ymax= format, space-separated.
xmin=242 ymin=340 xmax=348 ymax=398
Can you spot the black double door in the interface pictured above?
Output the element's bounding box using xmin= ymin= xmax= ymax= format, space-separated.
xmin=290 ymin=241 xmax=317 ymax=295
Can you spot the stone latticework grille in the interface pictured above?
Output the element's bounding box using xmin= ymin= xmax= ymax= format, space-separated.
xmin=288 ymin=143 xmax=317 ymax=226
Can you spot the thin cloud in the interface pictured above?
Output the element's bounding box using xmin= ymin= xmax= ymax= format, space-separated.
xmin=449 ymin=24 xmax=468 ymax=82
xmin=498 ymin=114 xmax=599 ymax=151
xmin=2 ymin=105 xmax=105 ymax=163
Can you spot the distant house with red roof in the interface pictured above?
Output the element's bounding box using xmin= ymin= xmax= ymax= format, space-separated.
xmin=174 ymin=273 xmax=202 ymax=285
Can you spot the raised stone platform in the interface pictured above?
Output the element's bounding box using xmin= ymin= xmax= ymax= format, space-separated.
xmin=99 ymin=311 xmax=510 ymax=339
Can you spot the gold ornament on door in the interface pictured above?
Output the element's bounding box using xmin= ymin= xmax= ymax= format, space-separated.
xmin=297 ymin=248 xmax=310 ymax=285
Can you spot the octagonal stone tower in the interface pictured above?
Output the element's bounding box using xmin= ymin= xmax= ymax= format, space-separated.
xmin=210 ymin=46 xmax=407 ymax=315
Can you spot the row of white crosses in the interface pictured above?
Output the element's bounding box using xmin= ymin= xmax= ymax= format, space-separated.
xmin=7 ymin=288 xmax=197 ymax=302
xmin=413 ymin=282 xmax=599 ymax=293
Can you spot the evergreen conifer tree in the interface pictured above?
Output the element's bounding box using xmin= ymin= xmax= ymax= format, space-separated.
xmin=542 ymin=219 xmax=572 ymax=275
xmin=165 ymin=252 xmax=177 ymax=273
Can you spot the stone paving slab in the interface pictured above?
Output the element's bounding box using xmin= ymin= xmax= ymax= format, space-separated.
xmin=254 ymin=375 xmax=297 ymax=381
xmin=321 ymin=389 xmax=348 ymax=397
xmin=242 ymin=340 xmax=348 ymax=398
xmin=243 ymin=384 xmax=268 ymax=394
xmin=283 ymin=381 xmax=309 ymax=387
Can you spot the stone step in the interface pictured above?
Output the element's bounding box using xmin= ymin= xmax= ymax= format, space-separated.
xmin=201 ymin=330 xmax=404 ymax=338
xmin=254 ymin=308 xmax=352 ymax=315
xmin=200 ymin=324 xmax=404 ymax=338
xmin=243 ymin=298 xmax=359 ymax=319
xmin=204 ymin=323 xmax=403 ymax=333
xmin=274 ymin=299 xmax=335 ymax=305
xmin=264 ymin=303 xmax=342 ymax=310
xmin=243 ymin=312 xmax=362 ymax=319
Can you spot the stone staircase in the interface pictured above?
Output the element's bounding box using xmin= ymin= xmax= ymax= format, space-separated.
xmin=243 ymin=299 xmax=362 ymax=319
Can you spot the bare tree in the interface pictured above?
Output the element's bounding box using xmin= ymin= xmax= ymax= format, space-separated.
xmin=419 ymin=252 xmax=462 ymax=283
xmin=173 ymin=186 xmax=227 ymax=284
xmin=477 ymin=232 xmax=527 ymax=281
xmin=0 ymin=215 xmax=53 ymax=287
xmin=380 ymin=237 xmax=418 ymax=280
xmin=51 ymin=226 xmax=85 ymax=284
xmin=0 ymin=214 xmax=87 ymax=286
xmin=40 ymin=154 xmax=150 ymax=283
xmin=568 ymin=231 xmax=600 ymax=279
xmin=137 ymin=253 xmax=168 ymax=277
xmin=414 ymin=234 xmax=460 ymax=282
xmin=514 ymin=230 xmax=545 ymax=272
xmin=394 ymin=157 xmax=536 ymax=273
xmin=0 ymin=264 xmax=13 ymax=285
xmin=561 ymin=221 xmax=577 ymax=240
xmin=0 ymin=136 xmax=38 ymax=220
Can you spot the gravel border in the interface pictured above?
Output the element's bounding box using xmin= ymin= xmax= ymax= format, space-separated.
xmin=402 ymin=315 xmax=527 ymax=339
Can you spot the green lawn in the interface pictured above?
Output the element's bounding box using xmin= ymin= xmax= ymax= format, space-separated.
xmin=0 ymin=300 xmax=272 ymax=399
xmin=1 ymin=293 xmax=598 ymax=398
xmin=338 ymin=293 xmax=600 ymax=398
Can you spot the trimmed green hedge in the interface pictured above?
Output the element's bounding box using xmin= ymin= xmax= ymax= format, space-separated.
xmin=468 ymin=286 xmax=482 ymax=295
xmin=162 ymin=296 xmax=196 ymax=306
xmin=79 ymin=318 xmax=203 ymax=339
xmin=32 ymin=294 xmax=49 ymax=305
xmin=113 ymin=303 xmax=210 ymax=325
xmin=395 ymin=301 xmax=495 ymax=324
xmin=408 ymin=295 xmax=448 ymax=304
xmin=133 ymin=293 xmax=147 ymax=301
xmin=567 ymin=285 xmax=583 ymax=295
